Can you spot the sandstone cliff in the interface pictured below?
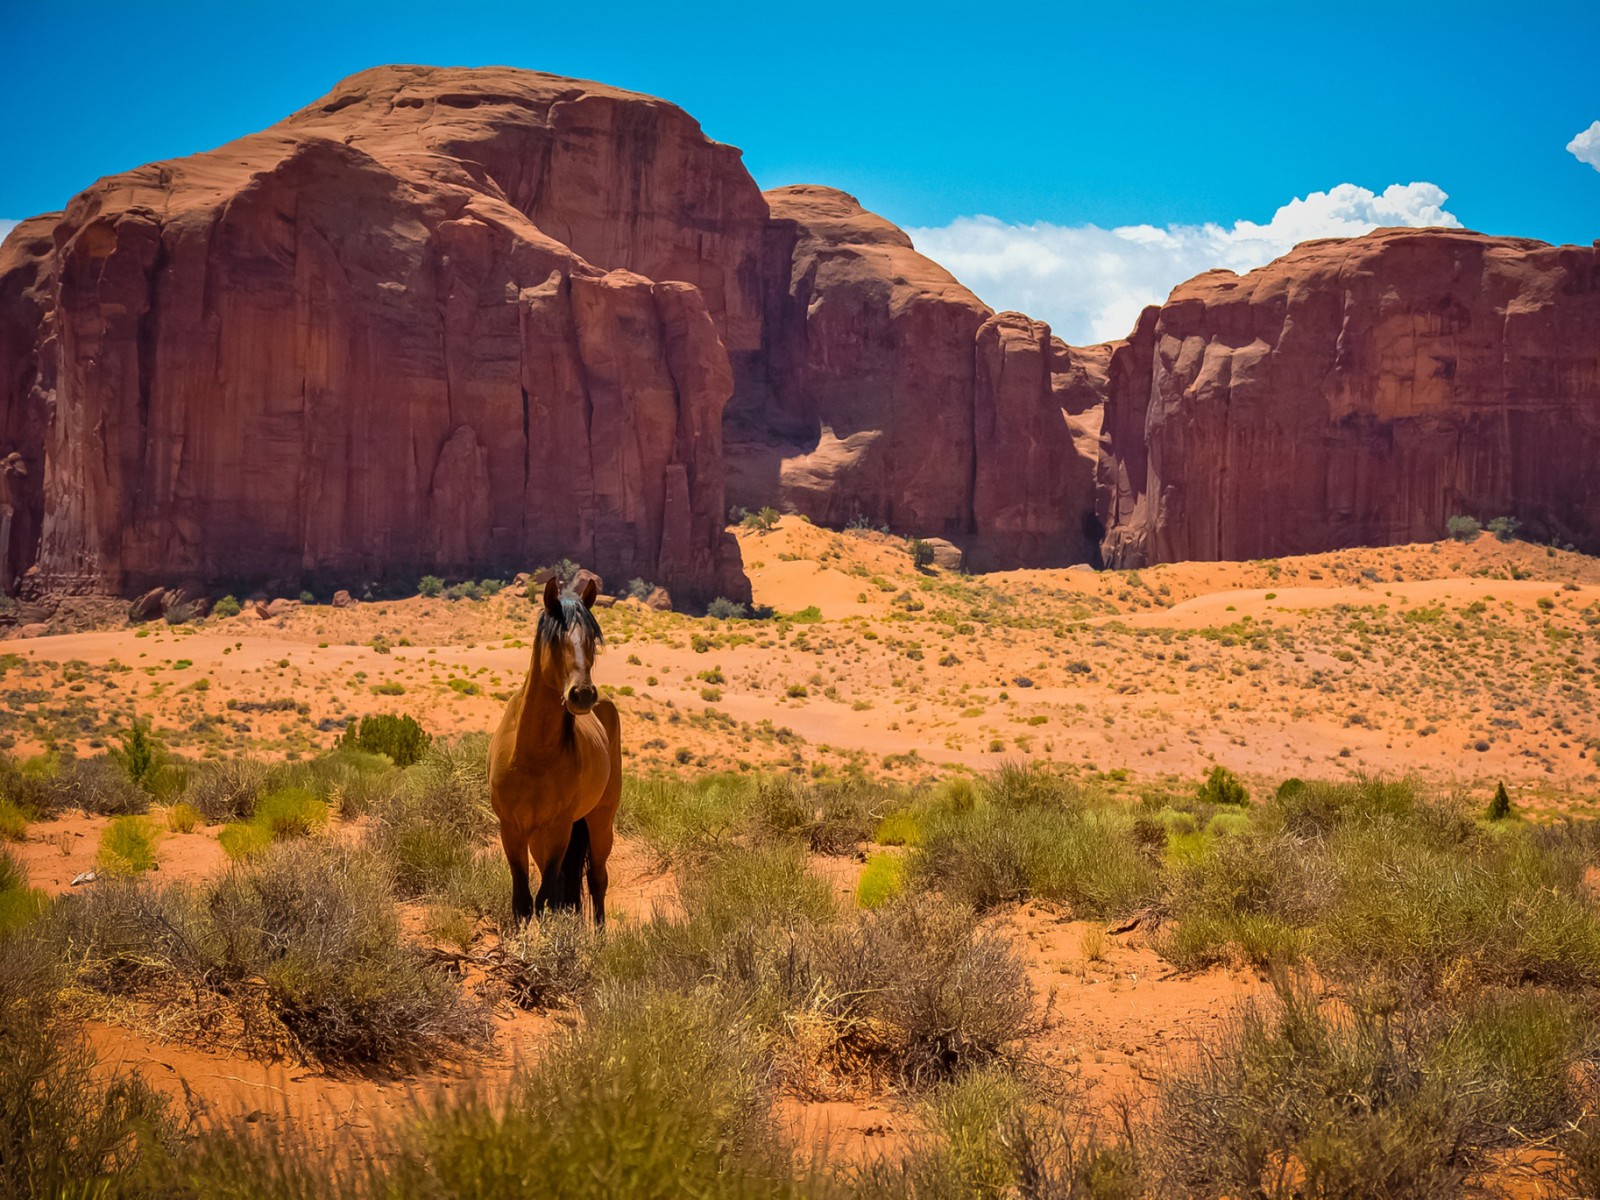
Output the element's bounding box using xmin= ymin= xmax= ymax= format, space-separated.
xmin=0 ymin=65 xmax=757 ymax=603
xmin=5 ymin=65 xmax=1599 ymax=599
xmin=1098 ymin=230 xmax=1600 ymax=566
xmin=728 ymin=185 xmax=1103 ymax=569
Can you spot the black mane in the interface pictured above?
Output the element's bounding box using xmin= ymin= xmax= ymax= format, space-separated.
xmin=535 ymin=595 xmax=604 ymax=650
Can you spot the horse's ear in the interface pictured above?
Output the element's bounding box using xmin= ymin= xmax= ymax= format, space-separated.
xmin=542 ymin=576 xmax=562 ymax=615
xmin=578 ymin=576 xmax=598 ymax=609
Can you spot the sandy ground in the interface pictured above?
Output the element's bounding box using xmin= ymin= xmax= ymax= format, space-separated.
xmin=4 ymin=520 xmax=1598 ymax=809
xmin=4 ymin=523 xmax=1599 ymax=1184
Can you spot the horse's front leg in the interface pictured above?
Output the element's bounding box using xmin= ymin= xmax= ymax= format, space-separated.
xmin=498 ymin=824 xmax=534 ymax=925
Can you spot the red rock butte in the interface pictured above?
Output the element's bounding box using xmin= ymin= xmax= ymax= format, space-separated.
xmin=2 ymin=64 xmax=1598 ymax=603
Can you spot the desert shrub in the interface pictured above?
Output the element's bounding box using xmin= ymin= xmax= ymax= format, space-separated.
xmin=164 ymin=802 xmax=200 ymax=834
xmin=1196 ymin=765 xmax=1249 ymax=807
xmin=1150 ymin=978 xmax=1584 ymax=1199
xmin=367 ymin=734 xmax=494 ymax=897
xmin=219 ymin=786 xmax=328 ymax=860
xmin=912 ymin=799 xmax=1157 ymax=916
xmin=909 ymin=538 xmax=936 ymax=571
xmin=302 ymin=747 xmax=401 ymax=818
xmin=619 ymin=772 xmax=752 ymax=862
xmin=626 ymin=577 xmax=653 ymax=601
xmin=187 ymin=756 xmax=270 ymax=822
xmin=739 ymin=506 xmax=781 ymax=532
xmin=0 ymin=935 xmax=182 ymax=1197
xmin=0 ymin=797 xmax=26 ymax=841
xmin=1158 ymin=831 xmax=1317 ymax=971
xmin=856 ymin=853 xmax=906 ymax=909
xmin=1265 ymin=774 xmax=1431 ymax=839
xmin=1316 ymin=817 xmax=1600 ymax=993
xmin=748 ymin=774 xmax=885 ymax=855
xmin=211 ymin=593 xmax=242 ymax=618
xmin=494 ymin=910 xmax=596 ymax=1010
xmin=777 ymin=896 xmax=1037 ymax=1088
xmin=1488 ymin=514 xmax=1522 ymax=543
xmin=97 ymin=815 xmax=160 ymax=876
xmin=380 ymin=986 xmax=801 ymax=1199
xmin=707 ymin=596 xmax=747 ymax=619
xmin=0 ymin=847 xmax=48 ymax=935
xmin=55 ymin=842 xmax=487 ymax=1069
xmin=15 ymin=754 xmax=149 ymax=817
xmin=1446 ymin=514 xmax=1481 ymax=542
xmin=343 ymin=713 xmax=431 ymax=767
xmin=418 ymin=574 xmax=445 ymax=597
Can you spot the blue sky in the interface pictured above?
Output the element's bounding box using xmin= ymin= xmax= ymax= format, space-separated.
xmin=3 ymin=0 xmax=1596 ymax=341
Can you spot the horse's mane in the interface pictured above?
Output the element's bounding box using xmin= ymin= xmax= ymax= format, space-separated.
xmin=535 ymin=595 xmax=604 ymax=651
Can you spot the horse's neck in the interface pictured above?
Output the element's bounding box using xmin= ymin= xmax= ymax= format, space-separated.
xmin=513 ymin=671 xmax=571 ymax=756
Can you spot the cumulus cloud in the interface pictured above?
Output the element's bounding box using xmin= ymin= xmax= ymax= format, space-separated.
xmin=908 ymin=182 xmax=1462 ymax=344
xmin=1569 ymin=121 xmax=1600 ymax=172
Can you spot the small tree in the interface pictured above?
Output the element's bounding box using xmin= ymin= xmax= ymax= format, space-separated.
xmin=706 ymin=597 xmax=746 ymax=620
xmin=110 ymin=721 xmax=161 ymax=788
xmin=213 ymin=595 xmax=242 ymax=618
xmin=1487 ymin=515 xmax=1522 ymax=543
xmin=1197 ymin=765 xmax=1249 ymax=807
xmin=418 ymin=575 xmax=445 ymax=598
xmin=740 ymin=507 xmax=780 ymax=532
xmin=343 ymin=714 xmax=431 ymax=767
xmin=1446 ymin=515 xmax=1481 ymax=543
xmin=1487 ymin=780 xmax=1513 ymax=821
xmin=909 ymin=538 xmax=936 ymax=571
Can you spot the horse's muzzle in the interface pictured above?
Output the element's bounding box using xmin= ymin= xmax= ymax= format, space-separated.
xmin=565 ymin=684 xmax=598 ymax=714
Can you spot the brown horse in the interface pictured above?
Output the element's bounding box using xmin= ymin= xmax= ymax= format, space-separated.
xmin=488 ymin=576 xmax=621 ymax=924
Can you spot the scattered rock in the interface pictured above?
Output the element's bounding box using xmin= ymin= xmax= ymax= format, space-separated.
xmin=264 ymin=598 xmax=300 ymax=618
xmin=644 ymin=586 xmax=673 ymax=612
xmin=70 ymin=871 xmax=97 ymax=887
xmin=128 ymin=588 xmax=166 ymax=623
xmin=572 ymin=568 xmax=605 ymax=597
xmin=17 ymin=622 xmax=49 ymax=639
xmin=331 ymin=589 xmax=354 ymax=608
xmin=922 ymin=538 xmax=964 ymax=572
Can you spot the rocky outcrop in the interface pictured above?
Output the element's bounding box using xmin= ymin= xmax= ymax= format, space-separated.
xmin=0 ymin=65 xmax=754 ymax=604
xmin=1098 ymin=230 xmax=1600 ymax=565
xmin=6 ymin=65 xmax=1600 ymax=595
xmin=728 ymin=185 xmax=1102 ymax=568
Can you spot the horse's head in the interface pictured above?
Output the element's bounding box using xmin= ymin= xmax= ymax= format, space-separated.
xmin=536 ymin=575 xmax=604 ymax=715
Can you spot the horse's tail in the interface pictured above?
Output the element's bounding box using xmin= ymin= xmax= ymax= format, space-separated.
xmin=558 ymin=817 xmax=590 ymax=911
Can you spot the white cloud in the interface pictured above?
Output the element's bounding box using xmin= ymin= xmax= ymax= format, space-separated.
xmin=0 ymin=219 xmax=18 ymax=243
xmin=908 ymin=182 xmax=1462 ymax=344
xmin=1569 ymin=121 xmax=1600 ymax=171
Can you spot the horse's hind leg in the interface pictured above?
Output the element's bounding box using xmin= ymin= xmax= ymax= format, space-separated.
xmin=586 ymin=810 xmax=614 ymax=929
xmin=499 ymin=825 xmax=534 ymax=925
xmin=557 ymin=819 xmax=589 ymax=912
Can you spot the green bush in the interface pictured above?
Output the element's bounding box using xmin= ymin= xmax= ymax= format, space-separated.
xmin=165 ymin=802 xmax=201 ymax=834
xmin=909 ymin=538 xmax=936 ymax=571
xmin=1446 ymin=514 xmax=1481 ymax=542
xmin=0 ymin=798 xmax=27 ymax=841
xmin=1487 ymin=515 xmax=1522 ymax=543
xmin=0 ymin=848 xmax=48 ymax=935
xmin=211 ymin=594 xmax=242 ymax=618
xmin=187 ymin=757 xmax=270 ymax=822
xmin=96 ymin=815 xmax=160 ymax=876
xmin=418 ymin=574 xmax=445 ymax=597
xmin=1196 ymin=765 xmax=1249 ymax=807
xmin=366 ymin=734 xmax=494 ymax=897
xmin=856 ymin=853 xmax=906 ymax=909
xmin=344 ymin=713 xmax=432 ymax=767
xmin=739 ymin=506 xmax=781 ymax=532
xmin=707 ymin=596 xmax=747 ymax=619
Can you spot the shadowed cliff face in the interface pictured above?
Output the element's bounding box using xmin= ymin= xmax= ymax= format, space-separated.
xmin=0 ymin=65 xmax=757 ymax=604
xmin=729 ymin=185 xmax=1105 ymax=570
xmin=3 ymin=65 xmax=1599 ymax=602
xmin=1097 ymin=230 xmax=1600 ymax=566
